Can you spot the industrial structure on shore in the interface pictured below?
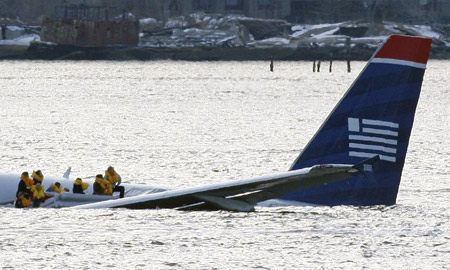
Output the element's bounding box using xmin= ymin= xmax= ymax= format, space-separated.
xmin=40 ymin=5 xmax=139 ymax=47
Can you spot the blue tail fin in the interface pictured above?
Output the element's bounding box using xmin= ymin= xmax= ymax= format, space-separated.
xmin=284 ymin=35 xmax=432 ymax=206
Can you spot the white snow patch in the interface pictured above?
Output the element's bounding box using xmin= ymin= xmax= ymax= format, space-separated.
xmin=6 ymin=26 xmax=25 ymax=31
xmin=0 ymin=34 xmax=40 ymax=46
xmin=384 ymin=24 xmax=403 ymax=34
xmin=165 ymin=17 xmax=186 ymax=28
xmin=311 ymin=27 xmax=340 ymax=38
xmin=291 ymin=23 xmax=341 ymax=32
xmin=256 ymin=37 xmax=290 ymax=46
xmin=139 ymin=18 xmax=157 ymax=24
xmin=404 ymin=25 xmax=441 ymax=39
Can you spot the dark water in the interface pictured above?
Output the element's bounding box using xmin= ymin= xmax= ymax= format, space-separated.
xmin=0 ymin=60 xmax=449 ymax=269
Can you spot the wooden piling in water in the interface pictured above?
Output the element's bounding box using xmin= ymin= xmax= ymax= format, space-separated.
xmin=346 ymin=37 xmax=351 ymax=73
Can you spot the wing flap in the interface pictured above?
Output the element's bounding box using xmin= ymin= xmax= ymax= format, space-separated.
xmin=193 ymin=194 xmax=255 ymax=212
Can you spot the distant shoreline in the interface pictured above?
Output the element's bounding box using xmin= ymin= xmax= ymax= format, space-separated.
xmin=1 ymin=42 xmax=449 ymax=61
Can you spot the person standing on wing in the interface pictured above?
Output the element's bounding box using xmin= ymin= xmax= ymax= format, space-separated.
xmin=104 ymin=166 xmax=125 ymax=198
xmin=16 ymin=171 xmax=33 ymax=198
xmin=30 ymin=182 xmax=46 ymax=207
xmin=32 ymin=170 xmax=44 ymax=185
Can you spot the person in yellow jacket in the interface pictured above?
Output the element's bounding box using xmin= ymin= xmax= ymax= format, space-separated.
xmin=15 ymin=192 xmax=31 ymax=208
xmin=105 ymin=166 xmax=125 ymax=198
xmin=32 ymin=170 xmax=44 ymax=185
xmin=16 ymin=171 xmax=34 ymax=198
xmin=48 ymin=182 xmax=65 ymax=194
xmin=73 ymin=178 xmax=89 ymax=194
xmin=93 ymin=174 xmax=112 ymax=195
xmin=30 ymin=182 xmax=46 ymax=207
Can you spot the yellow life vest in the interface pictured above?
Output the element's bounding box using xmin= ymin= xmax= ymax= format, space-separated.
xmin=17 ymin=197 xmax=31 ymax=208
xmin=21 ymin=174 xmax=34 ymax=188
xmin=95 ymin=177 xmax=112 ymax=195
xmin=81 ymin=182 xmax=89 ymax=190
xmin=32 ymin=171 xmax=43 ymax=182
xmin=74 ymin=178 xmax=89 ymax=191
xmin=105 ymin=170 xmax=119 ymax=185
xmin=50 ymin=183 xmax=64 ymax=193
xmin=31 ymin=185 xmax=46 ymax=199
xmin=22 ymin=197 xmax=31 ymax=207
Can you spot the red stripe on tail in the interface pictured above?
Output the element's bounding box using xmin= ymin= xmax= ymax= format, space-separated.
xmin=375 ymin=35 xmax=432 ymax=64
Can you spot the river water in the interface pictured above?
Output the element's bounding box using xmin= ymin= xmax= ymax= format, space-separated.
xmin=0 ymin=60 xmax=449 ymax=269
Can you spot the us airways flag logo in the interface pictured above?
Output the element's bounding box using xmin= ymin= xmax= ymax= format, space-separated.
xmin=348 ymin=118 xmax=398 ymax=162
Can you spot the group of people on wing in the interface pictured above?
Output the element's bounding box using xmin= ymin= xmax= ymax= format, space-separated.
xmin=92 ymin=166 xmax=125 ymax=198
xmin=73 ymin=166 xmax=125 ymax=198
xmin=15 ymin=166 xmax=125 ymax=209
xmin=15 ymin=170 xmax=45 ymax=208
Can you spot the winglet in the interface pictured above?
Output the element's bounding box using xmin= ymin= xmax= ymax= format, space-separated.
xmin=63 ymin=167 xmax=71 ymax=179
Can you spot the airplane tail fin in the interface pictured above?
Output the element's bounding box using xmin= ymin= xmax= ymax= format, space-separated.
xmin=286 ymin=35 xmax=432 ymax=206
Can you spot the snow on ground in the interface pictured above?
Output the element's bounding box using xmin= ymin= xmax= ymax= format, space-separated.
xmin=0 ymin=34 xmax=39 ymax=46
xmin=127 ymin=13 xmax=450 ymax=48
xmin=249 ymin=37 xmax=291 ymax=47
xmin=403 ymin=24 xmax=442 ymax=39
xmin=165 ymin=17 xmax=187 ymax=28
xmin=290 ymin=21 xmax=447 ymax=46
xmin=6 ymin=26 xmax=25 ymax=31
xmin=139 ymin=18 xmax=157 ymax=24
xmin=310 ymin=27 xmax=341 ymax=39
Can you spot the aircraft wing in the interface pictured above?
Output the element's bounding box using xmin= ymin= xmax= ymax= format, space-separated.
xmin=73 ymin=157 xmax=378 ymax=212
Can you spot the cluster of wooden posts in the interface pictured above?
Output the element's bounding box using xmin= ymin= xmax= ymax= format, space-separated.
xmin=313 ymin=60 xmax=351 ymax=73
xmin=270 ymin=37 xmax=352 ymax=73
xmin=269 ymin=59 xmax=352 ymax=73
